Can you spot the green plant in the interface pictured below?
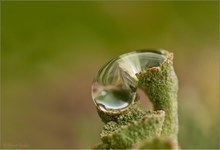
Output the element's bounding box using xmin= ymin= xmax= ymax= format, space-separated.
xmin=92 ymin=49 xmax=179 ymax=149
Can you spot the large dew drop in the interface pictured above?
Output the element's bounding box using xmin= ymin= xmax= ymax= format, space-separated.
xmin=92 ymin=50 xmax=166 ymax=112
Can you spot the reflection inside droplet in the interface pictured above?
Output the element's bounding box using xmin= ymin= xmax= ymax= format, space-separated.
xmin=92 ymin=50 xmax=166 ymax=112
xmin=93 ymin=85 xmax=136 ymax=110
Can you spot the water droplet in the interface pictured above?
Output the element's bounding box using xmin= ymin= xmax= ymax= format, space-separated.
xmin=92 ymin=50 xmax=166 ymax=112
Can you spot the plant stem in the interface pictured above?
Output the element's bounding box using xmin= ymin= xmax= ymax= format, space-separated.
xmin=137 ymin=50 xmax=179 ymax=143
xmin=93 ymin=50 xmax=179 ymax=149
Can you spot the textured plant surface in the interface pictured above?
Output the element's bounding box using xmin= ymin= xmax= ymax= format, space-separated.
xmin=94 ymin=50 xmax=179 ymax=149
xmin=137 ymin=51 xmax=178 ymax=142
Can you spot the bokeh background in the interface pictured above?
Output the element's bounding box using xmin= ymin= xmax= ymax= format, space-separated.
xmin=1 ymin=1 xmax=219 ymax=149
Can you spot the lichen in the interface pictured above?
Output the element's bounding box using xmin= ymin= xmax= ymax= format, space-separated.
xmin=137 ymin=51 xmax=178 ymax=142
xmin=93 ymin=50 xmax=179 ymax=149
xmin=100 ymin=110 xmax=165 ymax=149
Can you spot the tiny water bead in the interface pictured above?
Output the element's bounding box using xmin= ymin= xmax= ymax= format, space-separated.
xmin=92 ymin=50 xmax=167 ymax=112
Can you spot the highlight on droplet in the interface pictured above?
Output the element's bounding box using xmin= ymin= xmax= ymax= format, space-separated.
xmin=91 ymin=50 xmax=166 ymax=112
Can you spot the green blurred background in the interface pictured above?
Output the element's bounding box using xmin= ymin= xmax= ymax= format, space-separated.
xmin=1 ymin=1 xmax=219 ymax=149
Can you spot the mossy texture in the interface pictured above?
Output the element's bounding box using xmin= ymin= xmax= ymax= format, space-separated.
xmin=93 ymin=50 xmax=179 ymax=149
xmin=96 ymin=100 xmax=142 ymax=123
xmin=100 ymin=110 xmax=165 ymax=149
xmin=137 ymin=51 xmax=178 ymax=141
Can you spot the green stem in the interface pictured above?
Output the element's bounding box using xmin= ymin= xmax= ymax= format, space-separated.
xmin=137 ymin=50 xmax=178 ymax=142
xmin=93 ymin=50 xmax=179 ymax=149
